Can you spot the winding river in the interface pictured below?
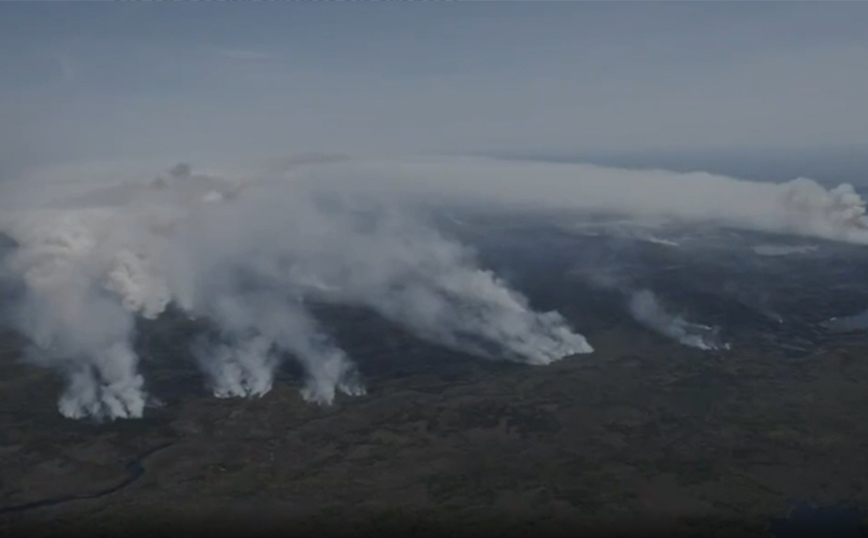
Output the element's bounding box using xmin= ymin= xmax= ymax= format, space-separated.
xmin=0 ymin=442 xmax=173 ymax=515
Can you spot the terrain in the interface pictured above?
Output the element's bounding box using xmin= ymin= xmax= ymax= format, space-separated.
xmin=2 ymin=214 xmax=868 ymax=537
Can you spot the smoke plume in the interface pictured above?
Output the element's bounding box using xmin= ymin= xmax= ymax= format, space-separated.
xmin=575 ymin=264 xmax=727 ymax=351
xmin=293 ymin=157 xmax=868 ymax=244
xmin=628 ymin=290 xmax=727 ymax=351
xmin=1 ymin=155 xmax=865 ymax=420
xmin=0 ymin=161 xmax=593 ymax=420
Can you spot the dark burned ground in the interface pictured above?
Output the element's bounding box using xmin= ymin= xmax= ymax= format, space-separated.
xmin=3 ymin=323 xmax=868 ymax=537
xmin=3 ymin=221 xmax=868 ymax=537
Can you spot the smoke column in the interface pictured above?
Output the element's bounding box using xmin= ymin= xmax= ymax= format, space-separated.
xmin=1 ymin=154 xmax=865 ymax=419
xmin=0 ymin=161 xmax=593 ymax=420
xmin=628 ymin=290 xmax=727 ymax=351
xmin=576 ymin=266 xmax=727 ymax=352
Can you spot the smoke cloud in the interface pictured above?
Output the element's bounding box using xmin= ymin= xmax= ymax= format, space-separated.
xmin=0 ymin=160 xmax=594 ymax=420
xmin=628 ymin=290 xmax=727 ymax=351
xmin=1 ymin=154 xmax=865 ymax=420
xmin=576 ymin=266 xmax=727 ymax=352
xmin=293 ymin=157 xmax=868 ymax=244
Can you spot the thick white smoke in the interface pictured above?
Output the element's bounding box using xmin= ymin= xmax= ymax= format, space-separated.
xmin=292 ymin=157 xmax=868 ymax=244
xmin=0 ymin=161 xmax=593 ymax=420
xmin=2 ymin=155 xmax=865 ymax=420
xmin=2 ymin=209 xmax=152 ymax=419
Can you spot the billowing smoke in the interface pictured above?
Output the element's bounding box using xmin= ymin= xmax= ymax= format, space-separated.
xmin=293 ymin=157 xmax=868 ymax=244
xmin=0 ymin=161 xmax=592 ymax=420
xmin=1 ymin=155 xmax=865 ymax=420
xmin=2 ymin=209 xmax=152 ymax=419
xmin=628 ymin=290 xmax=727 ymax=351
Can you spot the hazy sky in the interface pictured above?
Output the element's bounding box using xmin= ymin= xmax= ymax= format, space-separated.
xmin=1 ymin=2 xmax=867 ymax=173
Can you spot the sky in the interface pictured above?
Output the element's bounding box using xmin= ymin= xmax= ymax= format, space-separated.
xmin=1 ymin=2 xmax=868 ymax=177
